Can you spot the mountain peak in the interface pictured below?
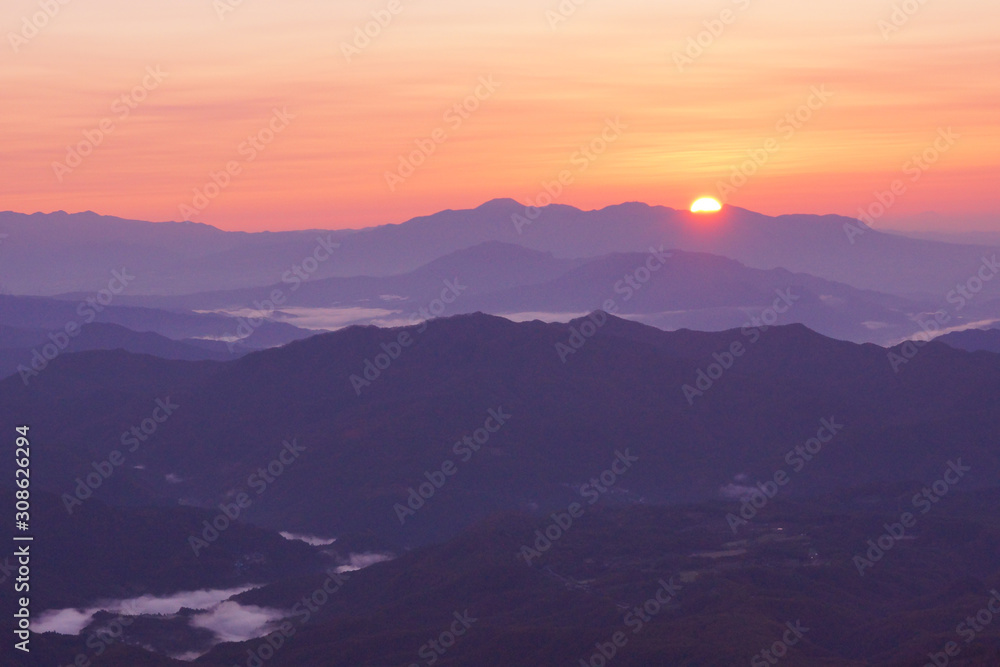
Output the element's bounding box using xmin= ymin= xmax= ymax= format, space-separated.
xmin=475 ymin=198 xmax=525 ymax=212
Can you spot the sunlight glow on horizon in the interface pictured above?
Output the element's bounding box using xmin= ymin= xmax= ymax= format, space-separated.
xmin=1 ymin=0 xmax=998 ymax=231
xmin=690 ymin=197 xmax=723 ymax=214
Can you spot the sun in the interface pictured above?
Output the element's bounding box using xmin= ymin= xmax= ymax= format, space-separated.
xmin=690 ymin=197 xmax=722 ymax=213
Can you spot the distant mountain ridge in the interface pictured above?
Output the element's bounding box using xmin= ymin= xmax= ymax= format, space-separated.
xmin=106 ymin=242 xmax=589 ymax=311
xmin=0 ymin=322 xmax=240 ymax=381
xmin=102 ymin=242 xmax=930 ymax=345
xmin=937 ymin=327 xmax=1000 ymax=353
xmin=0 ymin=294 xmax=313 ymax=356
xmin=3 ymin=202 xmax=998 ymax=298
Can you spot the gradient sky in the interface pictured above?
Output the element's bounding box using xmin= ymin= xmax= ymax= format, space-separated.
xmin=2 ymin=0 xmax=998 ymax=231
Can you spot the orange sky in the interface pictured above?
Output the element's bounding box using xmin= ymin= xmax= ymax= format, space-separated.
xmin=1 ymin=0 xmax=998 ymax=231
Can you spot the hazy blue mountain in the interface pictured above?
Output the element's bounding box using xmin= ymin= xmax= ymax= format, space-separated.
xmin=937 ymin=327 xmax=1000 ymax=353
xmin=0 ymin=210 xmax=350 ymax=296
xmin=107 ymin=241 xmax=589 ymax=311
xmin=0 ymin=294 xmax=313 ymax=352
xmin=4 ymin=202 xmax=999 ymax=299
xmin=0 ymin=322 xmax=239 ymax=380
xmin=459 ymin=248 xmax=925 ymax=344
xmin=107 ymin=242 xmax=928 ymax=345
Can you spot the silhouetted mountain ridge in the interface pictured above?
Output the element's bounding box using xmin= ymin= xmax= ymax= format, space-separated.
xmin=3 ymin=313 xmax=998 ymax=552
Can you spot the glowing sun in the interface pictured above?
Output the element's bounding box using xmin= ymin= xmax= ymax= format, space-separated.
xmin=690 ymin=197 xmax=722 ymax=213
